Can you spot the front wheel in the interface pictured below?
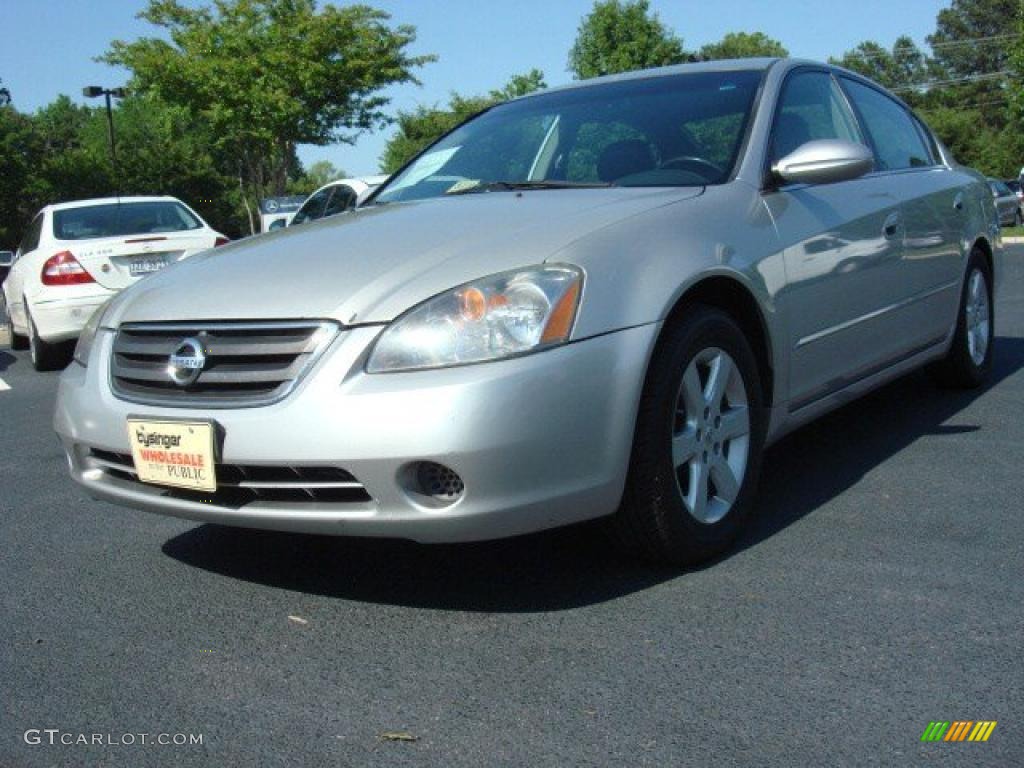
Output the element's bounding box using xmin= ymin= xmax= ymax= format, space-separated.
xmin=1015 ymin=209 xmax=1023 ymax=227
xmin=610 ymin=305 xmax=766 ymax=565
xmin=929 ymin=249 xmax=993 ymax=388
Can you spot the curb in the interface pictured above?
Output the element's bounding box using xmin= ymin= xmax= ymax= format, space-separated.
xmin=1003 ymin=237 xmax=1024 ymax=244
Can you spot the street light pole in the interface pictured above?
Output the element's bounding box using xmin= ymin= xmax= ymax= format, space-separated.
xmin=83 ymin=85 xmax=126 ymax=195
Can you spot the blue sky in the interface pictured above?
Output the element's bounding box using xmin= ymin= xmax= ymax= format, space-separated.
xmin=1 ymin=0 xmax=949 ymax=176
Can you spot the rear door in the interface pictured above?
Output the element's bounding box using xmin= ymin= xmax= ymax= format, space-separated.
xmin=838 ymin=77 xmax=964 ymax=349
xmin=51 ymin=201 xmax=216 ymax=290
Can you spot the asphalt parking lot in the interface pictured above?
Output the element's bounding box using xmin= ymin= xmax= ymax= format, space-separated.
xmin=1 ymin=246 xmax=1022 ymax=767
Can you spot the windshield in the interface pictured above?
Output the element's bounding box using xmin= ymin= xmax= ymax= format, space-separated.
xmin=375 ymin=70 xmax=763 ymax=204
xmin=52 ymin=201 xmax=203 ymax=240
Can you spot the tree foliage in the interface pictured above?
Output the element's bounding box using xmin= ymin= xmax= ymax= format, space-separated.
xmin=568 ymin=0 xmax=688 ymax=79
xmin=699 ymin=32 xmax=788 ymax=61
xmin=102 ymin=0 xmax=434 ymax=196
xmin=832 ymin=0 xmax=1023 ymax=177
xmin=380 ymin=70 xmax=546 ymax=173
xmin=830 ymin=36 xmax=932 ymax=99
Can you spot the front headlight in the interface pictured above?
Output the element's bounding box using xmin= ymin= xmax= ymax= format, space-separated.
xmin=73 ymin=301 xmax=111 ymax=367
xmin=366 ymin=265 xmax=583 ymax=373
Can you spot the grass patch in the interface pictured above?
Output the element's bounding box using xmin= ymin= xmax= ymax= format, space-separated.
xmin=1003 ymin=226 xmax=1024 ymax=238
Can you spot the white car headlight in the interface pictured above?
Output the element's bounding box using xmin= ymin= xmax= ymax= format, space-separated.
xmin=366 ymin=265 xmax=583 ymax=373
xmin=73 ymin=301 xmax=111 ymax=367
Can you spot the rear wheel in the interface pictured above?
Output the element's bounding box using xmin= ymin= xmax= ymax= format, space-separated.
xmin=929 ymin=249 xmax=993 ymax=388
xmin=5 ymin=305 xmax=28 ymax=350
xmin=610 ymin=305 xmax=766 ymax=565
xmin=27 ymin=306 xmax=71 ymax=371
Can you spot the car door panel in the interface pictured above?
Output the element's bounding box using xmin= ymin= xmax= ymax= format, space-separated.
xmin=764 ymin=176 xmax=905 ymax=409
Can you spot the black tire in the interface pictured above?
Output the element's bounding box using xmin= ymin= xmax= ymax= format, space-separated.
xmin=929 ymin=248 xmax=994 ymax=389
xmin=1016 ymin=209 xmax=1023 ymax=227
xmin=27 ymin=307 xmax=71 ymax=371
xmin=609 ymin=305 xmax=767 ymax=565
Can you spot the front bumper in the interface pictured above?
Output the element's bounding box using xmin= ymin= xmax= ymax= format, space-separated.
xmin=54 ymin=324 xmax=658 ymax=542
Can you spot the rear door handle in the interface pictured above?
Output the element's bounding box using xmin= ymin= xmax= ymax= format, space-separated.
xmin=883 ymin=212 xmax=902 ymax=239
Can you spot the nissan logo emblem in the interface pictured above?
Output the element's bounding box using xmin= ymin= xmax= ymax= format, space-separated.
xmin=167 ymin=337 xmax=206 ymax=387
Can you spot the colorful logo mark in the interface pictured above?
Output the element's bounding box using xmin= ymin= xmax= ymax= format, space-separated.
xmin=921 ymin=721 xmax=997 ymax=742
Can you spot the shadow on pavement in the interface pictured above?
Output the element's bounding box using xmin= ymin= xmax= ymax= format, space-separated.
xmin=0 ymin=351 xmax=16 ymax=372
xmin=162 ymin=336 xmax=1024 ymax=612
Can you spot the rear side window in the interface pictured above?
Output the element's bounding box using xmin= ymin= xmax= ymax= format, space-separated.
xmin=291 ymin=188 xmax=331 ymax=225
xmin=322 ymin=185 xmax=356 ymax=218
xmin=770 ymin=71 xmax=862 ymax=165
xmin=18 ymin=213 xmax=44 ymax=255
xmin=840 ymin=79 xmax=933 ymax=171
xmin=53 ymin=202 xmax=202 ymax=240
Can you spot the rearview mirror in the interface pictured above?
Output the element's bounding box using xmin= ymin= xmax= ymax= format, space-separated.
xmin=773 ymin=139 xmax=875 ymax=186
xmin=0 ymin=251 xmax=13 ymax=268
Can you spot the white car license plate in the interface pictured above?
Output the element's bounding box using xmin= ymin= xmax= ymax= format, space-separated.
xmin=129 ymin=255 xmax=168 ymax=276
xmin=127 ymin=419 xmax=217 ymax=492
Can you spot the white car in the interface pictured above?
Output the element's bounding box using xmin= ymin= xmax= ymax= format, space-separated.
xmin=3 ymin=196 xmax=227 ymax=370
xmin=285 ymin=176 xmax=388 ymax=228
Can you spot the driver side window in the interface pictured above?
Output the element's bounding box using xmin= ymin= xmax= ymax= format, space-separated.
xmin=770 ymin=71 xmax=863 ymax=166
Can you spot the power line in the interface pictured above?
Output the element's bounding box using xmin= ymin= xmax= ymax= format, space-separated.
xmin=890 ymin=70 xmax=1018 ymax=93
xmin=918 ymin=97 xmax=1014 ymax=112
xmin=837 ymin=32 xmax=1022 ymax=63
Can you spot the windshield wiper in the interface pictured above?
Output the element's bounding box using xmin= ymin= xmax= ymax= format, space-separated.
xmin=446 ymin=180 xmax=615 ymax=196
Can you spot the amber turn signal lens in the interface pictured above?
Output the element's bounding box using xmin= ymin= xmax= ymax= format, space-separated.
xmin=541 ymin=279 xmax=580 ymax=343
xmin=458 ymin=287 xmax=487 ymax=321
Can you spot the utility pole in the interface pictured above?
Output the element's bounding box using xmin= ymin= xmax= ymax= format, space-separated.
xmin=82 ymin=86 xmax=127 ymax=194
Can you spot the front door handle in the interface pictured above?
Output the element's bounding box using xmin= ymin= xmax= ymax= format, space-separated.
xmin=883 ymin=212 xmax=902 ymax=240
xmin=953 ymin=193 xmax=964 ymax=211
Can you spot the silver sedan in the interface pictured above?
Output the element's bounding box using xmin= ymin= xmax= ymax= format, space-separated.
xmin=55 ymin=58 xmax=1001 ymax=564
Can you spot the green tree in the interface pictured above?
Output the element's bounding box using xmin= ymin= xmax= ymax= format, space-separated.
xmin=568 ymin=0 xmax=688 ymax=79
xmin=0 ymin=96 xmax=38 ymax=248
xmin=831 ymin=36 xmax=933 ymax=109
xmin=927 ymin=0 xmax=1020 ymax=121
xmin=102 ymin=0 xmax=434 ymax=205
xmin=699 ymin=32 xmax=788 ymax=61
xmin=286 ymin=159 xmax=349 ymax=195
xmin=380 ymin=70 xmax=546 ymax=173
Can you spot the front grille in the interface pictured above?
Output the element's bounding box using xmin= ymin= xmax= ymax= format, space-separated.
xmin=110 ymin=320 xmax=338 ymax=407
xmin=86 ymin=449 xmax=371 ymax=508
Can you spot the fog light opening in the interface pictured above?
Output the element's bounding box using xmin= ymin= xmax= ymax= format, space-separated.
xmin=418 ymin=461 xmax=464 ymax=500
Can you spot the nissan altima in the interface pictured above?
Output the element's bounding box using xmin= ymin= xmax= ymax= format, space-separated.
xmin=54 ymin=59 xmax=1001 ymax=564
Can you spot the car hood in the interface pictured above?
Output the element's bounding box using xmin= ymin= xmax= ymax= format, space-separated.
xmin=108 ymin=187 xmax=702 ymax=327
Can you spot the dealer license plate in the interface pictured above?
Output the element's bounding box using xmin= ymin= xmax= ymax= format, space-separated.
xmin=127 ymin=419 xmax=217 ymax=492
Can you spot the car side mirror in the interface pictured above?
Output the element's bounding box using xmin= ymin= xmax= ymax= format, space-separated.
xmin=0 ymin=251 xmax=13 ymax=267
xmin=772 ymin=139 xmax=875 ymax=186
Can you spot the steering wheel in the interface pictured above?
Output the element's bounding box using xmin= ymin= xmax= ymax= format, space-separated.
xmin=659 ymin=156 xmax=725 ymax=181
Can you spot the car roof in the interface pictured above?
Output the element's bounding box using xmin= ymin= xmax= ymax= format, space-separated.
xmin=45 ymin=196 xmax=183 ymax=213
xmin=517 ymin=58 xmax=781 ymax=100
xmin=307 ymin=176 xmax=388 ymax=198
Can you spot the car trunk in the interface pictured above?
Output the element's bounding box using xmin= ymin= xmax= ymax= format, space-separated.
xmin=61 ymin=232 xmax=214 ymax=290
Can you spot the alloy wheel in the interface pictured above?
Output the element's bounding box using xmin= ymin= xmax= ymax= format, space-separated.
xmin=672 ymin=347 xmax=751 ymax=524
xmin=965 ymin=268 xmax=990 ymax=366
